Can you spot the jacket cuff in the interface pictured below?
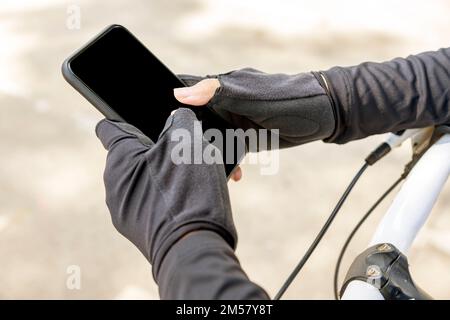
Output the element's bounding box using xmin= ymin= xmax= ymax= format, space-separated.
xmin=151 ymin=222 xmax=237 ymax=281
xmin=155 ymin=230 xmax=269 ymax=300
xmin=319 ymin=67 xmax=354 ymax=144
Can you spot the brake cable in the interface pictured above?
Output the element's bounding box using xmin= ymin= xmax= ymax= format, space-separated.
xmin=274 ymin=162 xmax=369 ymax=300
xmin=274 ymin=136 xmax=406 ymax=300
xmin=333 ymin=130 xmax=439 ymax=299
xmin=332 ymin=175 xmax=404 ymax=299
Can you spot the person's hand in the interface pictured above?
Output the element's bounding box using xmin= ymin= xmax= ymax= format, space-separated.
xmin=96 ymin=108 xmax=237 ymax=280
xmin=174 ymin=69 xmax=336 ymax=149
xmin=173 ymin=78 xmax=242 ymax=182
xmin=174 ymin=77 xmax=220 ymax=106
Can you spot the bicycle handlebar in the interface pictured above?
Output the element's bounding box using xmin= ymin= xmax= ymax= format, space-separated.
xmin=342 ymin=132 xmax=450 ymax=300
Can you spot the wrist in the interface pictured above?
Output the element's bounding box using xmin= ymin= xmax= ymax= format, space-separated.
xmin=151 ymin=221 xmax=237 ymax=281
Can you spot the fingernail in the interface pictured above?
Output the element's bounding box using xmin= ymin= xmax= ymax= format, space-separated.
xmin=174 ymin=87 xmax=192 ymax=99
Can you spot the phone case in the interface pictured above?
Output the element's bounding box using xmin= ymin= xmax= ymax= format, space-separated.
xmin=62 ymin=25 xmax=131 ymax=122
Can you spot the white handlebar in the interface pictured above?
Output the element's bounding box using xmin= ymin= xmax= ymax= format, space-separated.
xmin=342 ymin=133 xmax=450 ymax=300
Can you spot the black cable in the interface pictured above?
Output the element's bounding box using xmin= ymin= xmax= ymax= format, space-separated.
xmin=274 ymin=162 xmax=369 ymax=300
xmin=332 ymin=155 xmax=420 ymax=300
xmin=332 ymin=176 xmax=404 ymax=300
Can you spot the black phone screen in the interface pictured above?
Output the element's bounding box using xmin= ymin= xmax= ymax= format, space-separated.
xmin=69 ymin=25 xmax=186 ymax=142
xmin=68 ymin=25 xmax=241 ymax=176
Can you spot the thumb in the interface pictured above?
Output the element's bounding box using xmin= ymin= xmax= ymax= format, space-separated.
xmin=159 ymin=108 xmax=199 ymax=139
xmin=174 ymin=78 xmax=220 ymax=106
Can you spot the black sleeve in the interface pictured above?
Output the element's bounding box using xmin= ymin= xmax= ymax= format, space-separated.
xmin=156 ymin=230 xmax=270 ymax=300
xmin=321 ymin=47 xmax=450 ymax=144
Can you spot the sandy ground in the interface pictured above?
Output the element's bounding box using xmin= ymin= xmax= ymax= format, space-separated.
xmin=0 ymin=0 xmax=450 ymax=299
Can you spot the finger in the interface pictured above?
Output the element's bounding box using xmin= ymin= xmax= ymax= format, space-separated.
xmin=169 ymin=107 xmax=199 ymax=129
xmin=174 ymin=78 xmax=220 ymax=106
xmin=158 ymin=108 xmax=199 ymax=140
xmin=95 ymin=119 xmax=153 ymax=153
xmin=230 ymin=166 xmax=242 ymax=182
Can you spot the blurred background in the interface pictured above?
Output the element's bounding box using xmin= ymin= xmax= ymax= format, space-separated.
xmin=1 ymin=0 xmax=450 ymax=299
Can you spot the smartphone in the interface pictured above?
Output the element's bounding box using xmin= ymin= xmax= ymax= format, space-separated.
xmin=62 ymin=24 xmax=242 ymax=177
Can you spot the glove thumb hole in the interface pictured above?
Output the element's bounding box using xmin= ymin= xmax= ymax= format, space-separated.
xmin=177 ymin=74 xmax=205 ymax=87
